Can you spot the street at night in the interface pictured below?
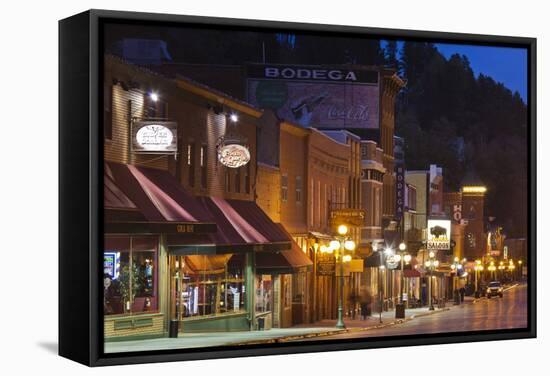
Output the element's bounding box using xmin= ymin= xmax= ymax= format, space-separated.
xmin=93 ymin=19 xmax=531 ymax=354
xmin=296 ymin=284 xmax=528 ymax=342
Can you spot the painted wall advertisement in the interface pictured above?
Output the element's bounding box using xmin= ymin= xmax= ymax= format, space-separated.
xmin=247 ymin=65 xmax=379 ymax=129
xmin=427 ymin=219 xmax=451 ymax=250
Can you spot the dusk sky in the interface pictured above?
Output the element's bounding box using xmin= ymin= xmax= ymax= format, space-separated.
xmin=435 ymin=43 xmax=528 ymax=102
xmin=385 ymin=41 xmax=528 ymax=102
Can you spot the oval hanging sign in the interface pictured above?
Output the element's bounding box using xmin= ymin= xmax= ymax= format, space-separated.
xmin=218 ymin=144 xmax=251 ymax=168
xmin=136 ymin=124 xmax=174 ymax=150
xmin=133 ymin=122 xmax=177 ymax=153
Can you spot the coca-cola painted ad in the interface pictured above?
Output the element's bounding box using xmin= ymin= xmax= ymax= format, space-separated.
xmin=246 ymin=65 xmax=379 ymax=129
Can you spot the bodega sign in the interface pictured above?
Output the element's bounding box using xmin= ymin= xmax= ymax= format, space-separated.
xmin=427 ymin=219 xmax=451 ymax=250
xmin=248 ymin=64 xmax=379 ymax=84
xmin=132 ymin=121 xmax=177 ymax=153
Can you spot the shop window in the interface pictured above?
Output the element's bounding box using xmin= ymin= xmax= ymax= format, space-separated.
xmin=281 ymin=174 xmax=288 ymax=202
xmin=172 ymin=254 xmax=245 ymax=319
xmin=103 ymin=236 xmax=159 ymax=316
xmin=255 ymin=275 xmax=272 ymax=313
xmin=292 ymin=273 xmax=306 ymax=304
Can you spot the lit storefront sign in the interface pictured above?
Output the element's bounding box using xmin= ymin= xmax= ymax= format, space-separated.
xmin=103 ymin=251 xmax=120 ymax=280
xmin=462 ymin=186 xmax=487 ymax=193
xmin=131 ymin=121 xmax=178 ymax=153
xmin=427 ymin=219 xmax=451 ymax=250
xmin=329 ymin=208 xmax=366 ymax=229
xmin=217 ymin=143 xmax=251 ymax=168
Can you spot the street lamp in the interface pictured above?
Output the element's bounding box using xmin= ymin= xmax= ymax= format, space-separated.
xmin=425 ymin=251 xmax=439 ymax=311
xmin=450 ymin=256 xmax=464 ymax=304
xmin=332 ymin=225 xmax=355 ymax=329
xmin=487 ymin=261 xmax=497 ymax=281
xmin=373 ymin=243 xmax=384 ymax=323
xmin=474 ymin=260 xmax=484 ymax=298
xmin=396 ymin=242 xmax=410 ymax=319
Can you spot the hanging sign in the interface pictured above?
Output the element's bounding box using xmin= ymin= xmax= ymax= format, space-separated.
xmin=131 ymin=121 xmax=178 ymax=153
xmin=386 ymin=254 xmax=400 ymax=270
xmin=427 ymin=219 xmax=451 ymax=250
xmin=217 ymin=143 xmax=251 ymax=168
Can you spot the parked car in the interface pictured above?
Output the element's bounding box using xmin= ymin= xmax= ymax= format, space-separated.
xmin=486 ymin=281 xmax=504 ymax=298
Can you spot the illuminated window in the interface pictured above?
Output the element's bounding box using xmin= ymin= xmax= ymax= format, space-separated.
xmin=281 ymin=174 xmax=288 ymax=202
xmin=200 ymin=145 xmax=207 ymax=189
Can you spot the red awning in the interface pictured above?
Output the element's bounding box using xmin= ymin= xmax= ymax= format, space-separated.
xmin=168 ymin=198 xmax=292 ymax=253
xmin=404 ymin=269 xmax=421 ymax=278
xmin=255 ymin=224 xmax=313 ymax=273
xmin=104 ymin=162 xmax=216 ymax=234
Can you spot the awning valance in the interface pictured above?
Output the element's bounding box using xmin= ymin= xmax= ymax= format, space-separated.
xmin=167 ymin=198 xmax=292 ymax=254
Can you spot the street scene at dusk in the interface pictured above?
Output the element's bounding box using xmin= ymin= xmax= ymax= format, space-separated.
xmin=101 ymin=21 xmax=529 ymax=353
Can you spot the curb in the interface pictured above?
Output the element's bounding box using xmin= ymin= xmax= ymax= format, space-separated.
xmin=236 ymin=307 xmax=451 ymax=346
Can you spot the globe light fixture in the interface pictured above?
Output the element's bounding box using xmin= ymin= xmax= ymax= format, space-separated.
xmin=344 ymin=240 xmax=356 ymax=251
xmin=404 ymin=254 xmax=412 ymax=263
xmin=342 ymin=255 xmax=352 ymax=263
xmin=399 ymin=242 xmax=406 ymax=251
xmin=429 ymin=251 xmax=435 ymax=258
xmin=337 ymin=224 xmax=349 ymax=236
xmin=384 ymin=247 xmax=394 ymax=256
xmin=149 ymin=92 xmax=159 ymax=102
xmin=229 ymin=113 xmax=238 ymax=122
xmin=329 ymin=240 xmax=340 ymax=252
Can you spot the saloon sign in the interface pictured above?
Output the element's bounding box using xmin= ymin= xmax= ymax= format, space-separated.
xmin=132 ymin=121 xmax=178 ymax=153
xmin=217 ymin=143 xmax=251 ymax=168
xmin=427 ymin=219 xmax=451 ymax=250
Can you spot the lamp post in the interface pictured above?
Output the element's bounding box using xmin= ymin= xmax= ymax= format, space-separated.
xmin=487 ymin=261 xmax=497 ymax=281
xmin=518 ymin=260 xmax=523 ymax=281
xmin=498 ymin=261 xmax=506 ymax=282
xmin=330 ymin=224 xmax=355 ymax=329
xmin=508 ymin=260 xmax=515 ymax=281
xmin=372 ymin=242 xmax=385 ymax=324
xmin=424 ymin=251 xmax=439 ymax=311
xmin=395 ymin=242 xmax=410 ymax=319
xmin=450 ymin=256 xmax=463 ymax=305
xmin=474 ymin=260 xmax=484 ymax=298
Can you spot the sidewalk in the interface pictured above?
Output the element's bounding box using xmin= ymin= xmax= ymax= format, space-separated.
xmin=104 ymin=305 xmax=449 ymax=353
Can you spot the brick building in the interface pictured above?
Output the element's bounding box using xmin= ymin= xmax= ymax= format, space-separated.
xmin=102 ymin=56 xmax=308 ymax=342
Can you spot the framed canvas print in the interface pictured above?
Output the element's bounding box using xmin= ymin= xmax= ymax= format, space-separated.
xmin=59 ymin=9 xmax=536 ymax=366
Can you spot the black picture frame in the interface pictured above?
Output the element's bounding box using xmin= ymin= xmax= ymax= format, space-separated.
xmin=59 ymin=9 xmax=537 ymax=367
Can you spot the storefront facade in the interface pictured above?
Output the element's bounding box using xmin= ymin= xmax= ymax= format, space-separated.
xmin=103 ymin=56 xmax=295 ymax=341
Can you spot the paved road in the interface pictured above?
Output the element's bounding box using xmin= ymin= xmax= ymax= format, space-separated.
xmin=297 ymin=284 xmax=528 ymax=341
